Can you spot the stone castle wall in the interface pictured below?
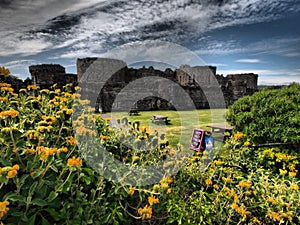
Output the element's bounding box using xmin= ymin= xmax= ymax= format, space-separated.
xmin=29 ymin=64 xmax=77 ymax=89
xmin=76 ymin=58 xmax=258 ymax=111
xmin=28 ymin=58 xmax=258 ymax=111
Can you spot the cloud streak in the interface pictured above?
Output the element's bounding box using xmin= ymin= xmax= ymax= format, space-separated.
xmin=236 ymin=59 xmax=263 ymax=63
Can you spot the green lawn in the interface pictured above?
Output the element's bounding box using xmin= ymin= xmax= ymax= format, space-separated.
xmin=106 ymin=109 xmax=229 ymax=148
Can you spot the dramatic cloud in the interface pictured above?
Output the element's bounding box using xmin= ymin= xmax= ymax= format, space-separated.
xmin=0 ymin=0 xmax=300 ymax=84
xmin=1 ymin=0 xmax=299 ymax=57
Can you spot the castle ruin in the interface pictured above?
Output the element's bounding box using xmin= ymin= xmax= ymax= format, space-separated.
xmin=29 ymin=58 xmax=258 ymax=111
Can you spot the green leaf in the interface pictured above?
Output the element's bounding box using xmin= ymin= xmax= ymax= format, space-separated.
xmin=41 ymin=217 xmax=52 ymax=225
xmin=4 ymin=192 xmax=25 ymax=203
xmin=32 ymin=169 xmax=44 ymax=179
xmin=47 ymin=191 xmax=58 ymax=202
xmin=32 ymin=198 xmax=48 ymax=207
xmin=27 ymin=214 xmax=36 ymax=225
xmin=29 ymin=181 xmax=38 ymax=195
xmin=50 ymin=165 xmax=58 ymax=173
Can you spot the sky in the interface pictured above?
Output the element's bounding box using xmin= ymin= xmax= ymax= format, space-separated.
xmin=0 ymin=0 xmax=300 ymax=85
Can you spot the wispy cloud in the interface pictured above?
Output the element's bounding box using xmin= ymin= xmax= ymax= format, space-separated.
xmin=3 ymin=59 xmax=37 ymax=69
xmin=236 ymin=59 xmax=263 ymax=63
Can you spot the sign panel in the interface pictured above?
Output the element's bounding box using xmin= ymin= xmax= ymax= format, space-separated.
xmin=204 ymin=136 xmax=214 ymax=151
xmin=189 ymin=128 xmax=205 ymax=152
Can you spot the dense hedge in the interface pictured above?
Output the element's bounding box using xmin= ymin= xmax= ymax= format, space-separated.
xmin=226 ymin=83 xmax=300 ymax=145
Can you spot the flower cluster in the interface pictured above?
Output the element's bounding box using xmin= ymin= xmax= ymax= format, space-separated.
xmin=233 ymin=132 xmax=244 ymax=141
xmin=67 ymin=157 xmax=82 ymax=167
xmin=0 ymin=165 xmax=19 ymax=179
xmin=0 ymin=201 xmax=9 ymax=218
xmin=138 ymin=205 xmax=153 ymax=219
xmin=231 ymin=203 xmax=251 ymax=219
xmin=0 ymin=109 xmax=19 ymax=119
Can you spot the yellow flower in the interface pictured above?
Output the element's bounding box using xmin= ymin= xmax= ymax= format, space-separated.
xmin=148 ymin=195 xmax=159 ymax=205
xmin=232 ymin=203 xmax=251 ymax=219
xmin=243 ymin=141 xmax=251 ymax=147
xmin=0 ymin=97 xmax=8 ymax=101
xmin=279 ymin=169 xmax=287 ymax=175
xmin=213 ymin=184 xmax=219 ymax=190
xmin=0 ymin=82 xmax=11 ymax=87
xmin=238 ymin=181 xmax=252 ymax=189
xmin=138 ymin=205 xmax=152 ymax=219
xmin=289 ymin=171 xmax=297 ymax=177
xmin=290 ymin=183 xmax=299 ymax=190
xmin=253 ymin=217 xmax=262 ymax=224
xmin=132 ymin=156 xmax=140 ymax=163
xmin=67 ymin=157 xmax=82 ymax=167
xmin=12 ymin=164 xmax=20 ymax=171
xmin=222 ymin=177 xmax=231 ymax=183
xmin=66 ymin=136 xmax=77 ymax=146
xmin=27 ymin=85 xmax=38 ymax=90
xmin=231 ymin=203 xmax=239 ymax=210
xmin=128 ymin=186 xmax=136 ymax=195
xmin=266 ymin=197 xmax=278 ymax=205
xmin=233 ymin=132 xmax=244 ymax=141
xmin=214 ymin=160 xmax=225 ymax=166
xmin=100 ymin=135 xmax=110 ymax=140
xmin=166 ymin=188 xmax=172 ymax=194
xmin=66 ymin=109 xmax=73 ymax=115
xmin=0 ymin=201 xmax=10 ymax=218
xmin=61 ymin=146 xmax=68 ymax=153
xmin=205 ymin=179 xmax=213 ymax=185
xmin=0 ymin=109 xmax=19 ymax=119
xmin=7 ymin=169 xmax=18 ymax=178
xmin=168 ymin=149 xmax=176 ymax=155
xmin=0 ymin=87 xmax=14 ymax=93
xmin=267 ymin=211 xmax=282 ymax=222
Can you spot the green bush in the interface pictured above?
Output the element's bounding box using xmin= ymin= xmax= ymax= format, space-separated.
xmin=226 ymin=83 xmax=300 ymax=144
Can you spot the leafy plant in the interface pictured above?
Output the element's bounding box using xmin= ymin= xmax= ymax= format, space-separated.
xmin=226 ymin=83 xmax=300 ymax=144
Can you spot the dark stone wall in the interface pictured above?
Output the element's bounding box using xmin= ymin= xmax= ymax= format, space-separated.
xmin=26 ymin=58 xmax=258 ymax=111
xmin=76 ymin=58 xmax=258 ymax=111
xmin=29 ymin=64 xmax=77 ymax=89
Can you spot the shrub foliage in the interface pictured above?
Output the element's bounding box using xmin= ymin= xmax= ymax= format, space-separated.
xmin=226 ymin=83 xmax=300 ymax=144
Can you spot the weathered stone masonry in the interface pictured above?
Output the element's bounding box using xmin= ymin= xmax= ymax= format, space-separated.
xmin=29 ymin=64 xmax=77 ymax=89
xmin=29 ymin=58 xmax=258 ymax=111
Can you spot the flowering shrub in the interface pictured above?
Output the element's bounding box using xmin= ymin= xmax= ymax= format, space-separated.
xmin=0 ymin=80 xmax=299 ymax=224
xmin=0 ymin=82 xmax=178 ymax=224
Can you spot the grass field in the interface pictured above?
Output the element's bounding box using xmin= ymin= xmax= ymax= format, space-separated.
xmin=106 ymin=109 xmax=229 ymax=147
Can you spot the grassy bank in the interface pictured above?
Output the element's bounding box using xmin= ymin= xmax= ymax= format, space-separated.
xmin=108 ymin=109 xmax=228 ymax=147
